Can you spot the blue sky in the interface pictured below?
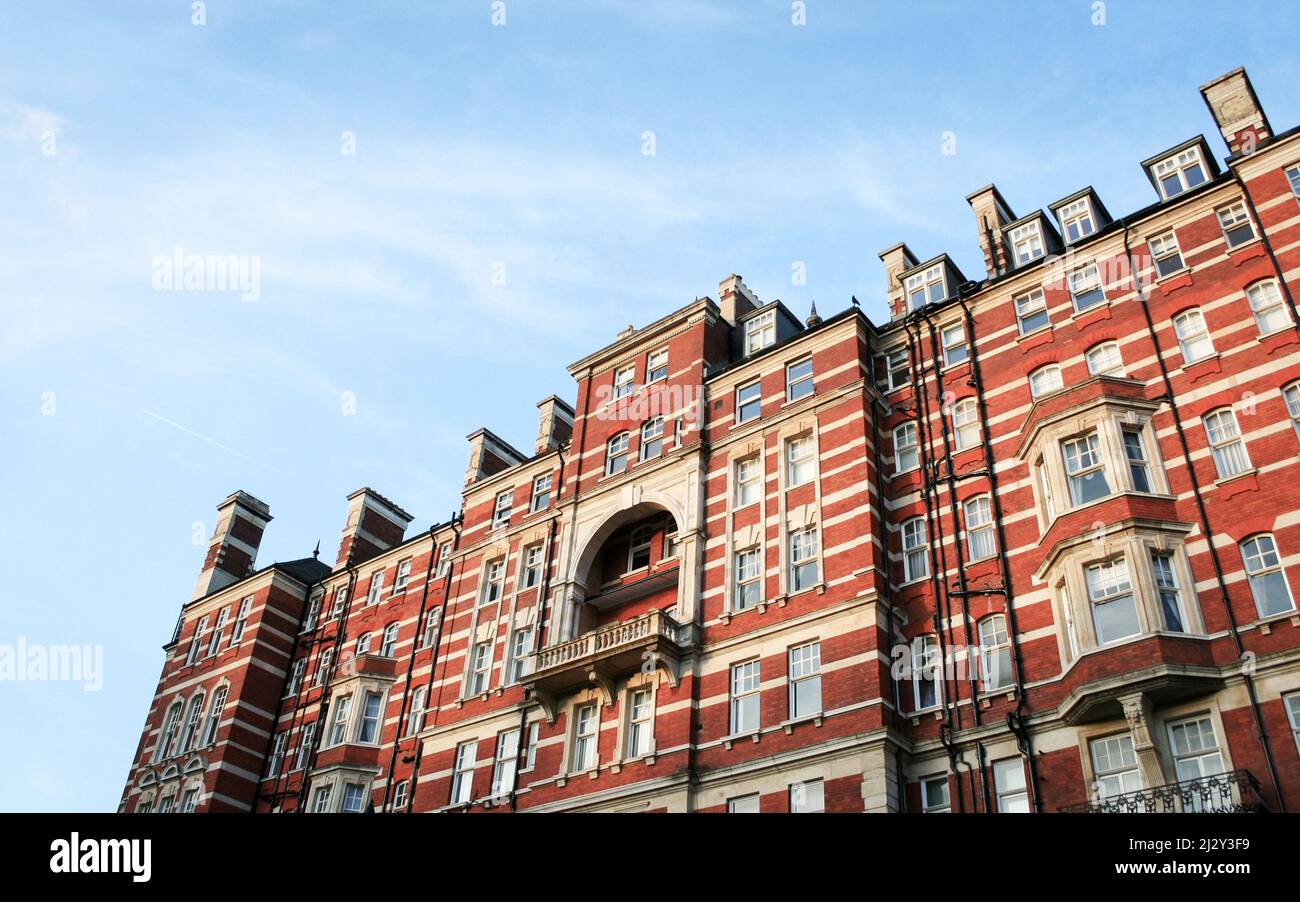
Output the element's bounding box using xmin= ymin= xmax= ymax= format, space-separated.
xmin=1 ymin=1 xmax=1297 ymax=811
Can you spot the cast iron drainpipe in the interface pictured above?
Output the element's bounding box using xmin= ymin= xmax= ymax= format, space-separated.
xmin=1122 ymin=218 xmax=1286 ymax=812
xmin=867 ymin=377 xmax=910 ymax=810
xmin=957 ymin=294 xmax=1040 ymax=812
xmin=297 ymin=563 xmax=358 ymax=811
xmin=903 ymin=319 xmax=960 ymax=736
xmin=379 ymin=524 xmax=441 ymax=812
xmin=415 ymin=511 xmax=464 ymax=812
xmin=920 ymin=308 xmax=981 ymax=726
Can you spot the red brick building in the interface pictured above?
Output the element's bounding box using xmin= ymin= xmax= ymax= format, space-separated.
xmin=122 ymin=67 xmax=1300 ymax=814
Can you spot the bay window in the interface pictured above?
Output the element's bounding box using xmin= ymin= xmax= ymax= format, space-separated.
xmin=1062 ymin=431 xmax=1110 ymax=505
xmin=1086 ymin=558 xmax=1140 ymax=645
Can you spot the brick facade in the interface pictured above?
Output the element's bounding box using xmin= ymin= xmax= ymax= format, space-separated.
xmin=122 ymin=67 xmax=1300 ymax=814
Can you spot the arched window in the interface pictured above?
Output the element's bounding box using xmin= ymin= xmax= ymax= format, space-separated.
xmin=1086 ymin=341 xmax=1125 ymax=377
xmin=901 ymin=517 xmax=928 ymax=583
xmin=1029 ymin=364 xmax=1063 ymax=399
xmin=153 ymin=700 xmax=184 ymax=763
xmin=355 ymin=633 xmax=372 ymax=656
xmin=605 ymin=432 xmax=629 ymax=476
xmin=200 ymin=684 xmax=228 ymax=748
xmin=177 ymin=690 xmax=206 ymax=754
xmin=380 ymin=622 xmax=399 ymax=657
xmin=964 ymin=496 xmax=995 ymax=560
xmin=951 ymin=399 xmax=980 ymax=450
xmin=1241 ymin=535 xmax=1295 ymax=618
xmin=1173 ymin=309 xmax=1214 ymax=364
xmin=639 ymin=417 xmax=664 ymax=461
xmin=1203 ymin=408 xmax=1250 ymax=478
xmin=911 ymin=635 xmax=941 ymax=711
xmin=978 ymin=615 xmax=1012 ymax=691
xmin=1284 ymin=382 xmax=1300 ymax=441
xmin=893 ymin=422 xmax=918 ymax=474
xmin=1246 ymin=280 xmax=1291 ymax=336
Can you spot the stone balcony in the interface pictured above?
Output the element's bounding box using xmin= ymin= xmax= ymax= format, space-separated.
xmin=525 ymin=608 xmax=693 ymax=718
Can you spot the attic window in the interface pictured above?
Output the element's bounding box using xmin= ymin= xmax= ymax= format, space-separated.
xmin=744 ymin=311 xmax=776 ymax=355
xmin=1151 ymin=147 xmax=1207 ymax=200
xmin=1057 ymin=198 xmax=1097 ymax=242
xmin=905 ymin=265 xmax=945 ymax=310
xmin=1009 ymin=222 xmax=1045 ymax=266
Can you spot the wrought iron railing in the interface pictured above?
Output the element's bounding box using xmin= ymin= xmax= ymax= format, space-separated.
xmin=1060 ymin=769 xmax=1266 ymax=813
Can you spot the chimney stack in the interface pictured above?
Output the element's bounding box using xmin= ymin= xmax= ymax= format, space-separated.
xmin=966 ymin=184 xmax=1016 ymax=279
xmin=535 ymin=396 xmax=575 ymax=455
xmin=1200 ymin=67 xmax=1273 ymax=158
xmin=193 ymin=491 xmax=271 ymax=600
xmin=336 ymin=488 xmax=413 ymax=568
xmin=878 ymin=242 xmax=919 ymax=320
xmin=718 ymin=274 xmax=760 ymax=326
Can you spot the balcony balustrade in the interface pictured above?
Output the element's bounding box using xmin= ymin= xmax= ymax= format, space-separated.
xmin=1060 ymin=769 xmax=1266 ymax=813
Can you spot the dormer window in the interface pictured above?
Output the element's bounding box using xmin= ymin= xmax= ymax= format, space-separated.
xmin=1009 ymin=222 xmax=1045 ymax=266
xmin=1057 ymin=198 xmax=1097 ymax=242
xmin=1151 ymin=147 xmax=1207 ymax=200
xmin=744 ymin=311 xmax=775 ymax=355
xmin=905 ymin=265 xmax=945 ymax=310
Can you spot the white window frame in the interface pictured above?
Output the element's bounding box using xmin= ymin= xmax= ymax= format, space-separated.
xmin=1069 ymin=263 xmax=1106 ymax=312
xmin=789 ymin=778 xmax=825 ymax=813
xmin=356 ymin=690 xmax=383 ymax=744
xmin=978 ymin=614 xmax=1012 ymax=691
xmin=788 ymin=527 xmax=819 ymax=593
xmin=312 ymin=648 xmax=333 ymax=688
xmin=200 ymin=685 xmax=227 ymax=748
xmin=1122 ymin=428 xmax=1153 ymax=493
xmin=405 ymin=686 xmax=427 ymax=737
xmin=380 ymin=622 xmax=399 ymax=657
xmin=326 ymin=695 xmax=352 ymax=748
xmin=911 ymin=635 xmax=940 ymax=711
xmin=529 ymin=473 xmax=552 ymax=513
xmin=521 ymin=544 xmax=544 ymax=589
xmin=1217 ymin=200 xmax=1256 ymax=249
xmin=1151 ymin=147 xmax=1208 ymax=200
xmin=785 ymin=357 xmax=814 ymax=402
xmin=1150 ymin=550 xmax=1187 ymax=632
xmin=1173 ymin=308 xmax=1214 ymax=363
xmin=207 ymin=606 xmax=229 ymax=657
xmin=1090 ymin=733 xmax=1142 ymax=802
xmin=1203 ymin=408 xmax=1251 ymax=479
xmin=1284 ymin=382 xmax=1300 ymax=441
xmin=993 ymin=758 xmax=1030 ymax=812
xmin=1029 ymin=364 xmax=1063 ymax=399
xmin=744 ymin=311 xmax=776 ymax=355
xmin=509 ymin=628 xmax=533 ymax=683
xmin=901 ymin=517 xmax=928 ymax=583
xmin=366 ymin=571 xmax=384 ymax=607
xmin=1246 ymin=280 xmax=1292 ymax=336
xmin=492 ymin=728 xmax=520 ymax=798
xmin=1288 ymin=165 xmax=1300 ymax=203
xmin=468 ymin=642 xmax=492 ymax=695
xmin=735 ymin=380 xmax=762 ymax=424
xmin=393 ymin=559 xmax=412 ymax=594
xmin=893 ymin=422 xmax=919 ymax=474
xmin=921 ymin=775 xmax=951 ymax=813
xmin=734 ymin=547 xmax=762 ymax=611
xmin=646 ymin=347 xmax=669 ymax=383
xmin=951 ymin=398 xmax=979 ymax=450
xmin=451 ymin=740 xmax=477 ymax=805
xmin=1283 ymin=692 xmax=1300 ymax=757
xmin=1014 ymin=288 xmax=1050 ymax=335
xmin=1086 ymin=341 xmax=1125 ymax=377
xmin=612 ymin=364 xmax=635 ymax=400
xmin=572 ymin=703 xmax=598 ymax=771
xmin=639 ymin=417 xmax=664 ymax=461
xmin=964 ymin=495 xmax=995 ymax=561
xmin=492 ymin=490 xmax=513 ymax=529
xmin=303 ymin=592 xmax=322 ymax=632
xmin=735 ymin=456 xmax=762 ymax=507
xmin=905 ymin=264 xmax=946 ymax=310
xmin=605 ymin=432 xmax=629 ymax=476
xmin=230 ymin=596 xmax=252 ymax=645
xmin=480 ymin=559 xmax=505 ymax=605
xmin=883 ymin=347 xmax=910 ymax=391
xmin=627 ymin=524 xmax=654 ymax=572
xmin=1086 ymin=557 xmax=1140 ymax=645
xmin=727 ymin=794 xmax=760 ymax=813
xmin=1057 ymin=197 xmax=1096 ymax=242
xmin=785 ymin=434 xmax=815 ymax=487
xmin=292 ymin=722 xmax=315 ymax=772
xmin=729 ymin=660 xmax=761 ymax=734
xmin=940 ymin=322 xmax=967 ymax=366
xmin=787 ymin=642 xmax=822 ymax=720
xmin=626 ymin=687 xmax=654 ymax=759
xmin=1062 ymin=431 xmax=1111 ymax=506
xmin=1010 ymin=221 xmax=1045 ymax=266
xmin=286 ymin=657 xmax=306 ymax=695
xmin=1241 ymin=534 xmax=1296 ymax=618
xmin=1149 ymin=231 xmax=1185 ymax=279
